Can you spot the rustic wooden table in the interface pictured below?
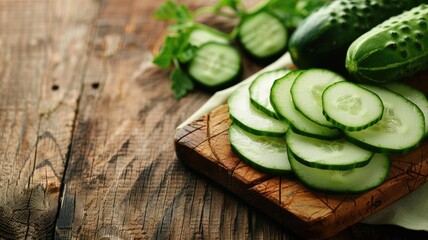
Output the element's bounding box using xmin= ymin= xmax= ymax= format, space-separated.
xmin=1 ymin=0 xmax=427 ymax=239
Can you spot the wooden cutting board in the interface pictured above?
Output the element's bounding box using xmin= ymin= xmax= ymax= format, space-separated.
xmin=174 ymin=71 xmax=428 ymax=239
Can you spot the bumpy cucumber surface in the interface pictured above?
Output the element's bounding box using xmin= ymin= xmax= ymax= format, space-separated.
xmin=288 ymin=0 xmax=426 ymax=73
xmin=346 ymin=4 xmax=428 ymax=83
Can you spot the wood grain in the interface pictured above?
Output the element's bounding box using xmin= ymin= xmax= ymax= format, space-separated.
xmin=55 ymin=0 xmax=273 ymax=239
xmin=55 ymin=0 xmax=238 ymax=239
xmin=0 ymin=1 xmax=427 ymax=239
xmin=0 ymin=0 xmax=98 ymax=238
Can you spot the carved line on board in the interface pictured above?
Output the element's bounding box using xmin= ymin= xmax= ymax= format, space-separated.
xmin=206 ymin=113 xmax=220 ymax=164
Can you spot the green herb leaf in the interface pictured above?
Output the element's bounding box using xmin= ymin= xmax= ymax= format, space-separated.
xmin=153 ymin=28 xmax=195 ymax=68
xmin=214 ymin=0 xmax=241 ymax=11
xmin=154 ymin=0 xmax=177 ymax=20
xmin=154 ymin=0 xmax=193 ymax=23
xmin=265 ymin=0 xmax=331 ymax=29
xmin=170 ymin=68 xmax=194 ymax=99
xmin=153 ymin=35 xmax=176 ymax=68
xmin=174 ymin=30 xmax=195 ymax=63
xmin=177 ymin=45 xmax=196 ymax=63
xmin=167 ymin=21 xmax=194 ymax=31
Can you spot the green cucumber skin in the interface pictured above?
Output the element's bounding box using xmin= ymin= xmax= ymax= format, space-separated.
xmin=250 ymin=98 xmax=278 ymax=118
xmin=230 ymin=144 xmax=292 ymax=175
xmin=188 ymin=24 xmax=230 ymax=47
xmin=238 ymin=10 xmax=288 ymax=63
xmin=288 ymin=0 xmax=426 ymax=73
xmin=229 ymin=125 xmax=292 ymax=175
xmin=228 ymin=114 xmax=287 ymax=138
xmin=249 ymin=69 xmax=290 ymax=118
xmin=288 ymin=149 xmax=369 ymax=171
xmin=286 ymin=131 xmax=373 ymax=171
xmin=187 ymin=42 xmax=242 ymax=91
xmin=288 ymin=149 xmax=391 ymax=194
xmin=344 ymin=84 xmax=425 ymax=154
xmin=346 ymin=4 xmax=428 ymax=83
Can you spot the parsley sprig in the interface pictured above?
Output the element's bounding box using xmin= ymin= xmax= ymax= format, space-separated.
xmin=153 ymin=0 xmax=241 ymax=99
xmin=262 ymin=0 xmax=331 ymax=29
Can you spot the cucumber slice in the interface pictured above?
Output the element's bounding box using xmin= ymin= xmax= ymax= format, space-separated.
xmin=229 ymin=124 xmax=291 ymax=174
xmin=382 ymin=82 xmax=428 ymax=137
xmin=291 ymin=69 xmax=345 ymax=128
xmin=345 ymin=84 xmax=425 ymax=154
xmin=188 ymin=25 xmax=229 ymax=47
xmin=289 ymin=151 xmax=391 ymax=193
xmin=249 ymin=69 xmax=290 ymax=118
xmin=270 ymin=71 xmax=342 ymax=140
xmin=239 ymin=11 xmax=287 ymax=59
xmin=322 ymin=81 xmax=384 ymax=131
xmin=188 ymin=42 xmax=241 ymax=89
xmin=286 ymin=130 xmax=373 ymax=170
xmin=228 ymin=84 xmax=289 ymax=137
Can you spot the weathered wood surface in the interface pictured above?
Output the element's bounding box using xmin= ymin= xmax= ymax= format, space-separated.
xmin=0 ymin=0 xmax=98 ymax=238
xmin=0 ymin=0 xmax=427 ymax=239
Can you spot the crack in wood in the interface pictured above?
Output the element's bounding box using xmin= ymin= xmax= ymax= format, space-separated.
xmin=175 ymin=123 xmax=206 ymax=144
xmin=206 ymin=113 xmax=222 ymax=165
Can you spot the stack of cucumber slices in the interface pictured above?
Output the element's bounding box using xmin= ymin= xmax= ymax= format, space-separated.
xmin=228 ymin=68 xmax=428 ymax=193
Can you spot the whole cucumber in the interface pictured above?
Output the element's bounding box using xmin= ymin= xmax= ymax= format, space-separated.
xmin=288 ymin=0 xmax=427 ymax=73
xmin=346 ymin=4 xmax=428 ymax=83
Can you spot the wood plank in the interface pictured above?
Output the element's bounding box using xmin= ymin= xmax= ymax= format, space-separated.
xmin=0 ymin=0 xmax=99 ymax=238
xmin=54 ymin=0 xmax=277 ymax=238
xmin=175 ymin=71 xmax=428 ymax=239
xmin=55 ymin=0 xmax=211 ymax=238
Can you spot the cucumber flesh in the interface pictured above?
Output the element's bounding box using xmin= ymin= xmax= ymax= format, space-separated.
xmin=249 ymin=69 xmax=290 ymax=118
xmin=286 ymin=130 xmax=373 ymax=170
xmin=270 ymin=71 xmax=342 ymax=140
xmin=229 ymin=124 xmax=291 ymax=174
xmin=345 ymin=84 xmax=425 ymax=153
xmin=322 ymin=81 xmax=384 ymax=131
xmin=188 ymin=42 xmax=241 ymax=89
xmin=382 ymin=81 xmax=428 ymax=137
xmin=188 ymin=26 xmax=229 ymax=47
xmin=291 ymin=69 xmax=345 ymax=128
xmin=289 ymin=151 xmax=391 ymax=193
xmin=228 ymin=84 xmax=289 ymax=137
xmin=239 ymin=11 xmax=287 ymax=59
